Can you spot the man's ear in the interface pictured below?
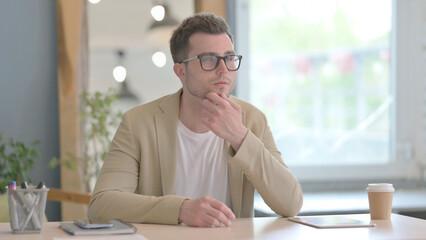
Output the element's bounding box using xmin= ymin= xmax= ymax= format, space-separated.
xmin=173 ymin=63 xmax=186 ymax=82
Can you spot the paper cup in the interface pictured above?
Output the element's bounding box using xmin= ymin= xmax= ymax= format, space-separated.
xmin=366 ymin=183 xmax=394 ymax=220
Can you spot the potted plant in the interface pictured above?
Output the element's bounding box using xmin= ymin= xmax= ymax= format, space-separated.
xmin=49 ymin=88 xmax=122 ymax=192
xmin=0 ymin=134 xmax=41 ymax=193
xmin=0 ymin=134 xmax=41 ymax=222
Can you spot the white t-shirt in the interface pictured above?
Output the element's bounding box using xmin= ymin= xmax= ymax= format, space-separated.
xmin=174 ymin=120 xmax=232 ymax=208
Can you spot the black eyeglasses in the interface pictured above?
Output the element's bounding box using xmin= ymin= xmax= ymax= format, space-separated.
xmin=179 ymin=54 xmax=243 ymax=71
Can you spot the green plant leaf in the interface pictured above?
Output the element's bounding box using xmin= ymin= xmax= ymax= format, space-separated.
xmin=47 ymin=88 xmax=122 ymax=192
xmin=0 ymin=136 xmax=41 ymax=193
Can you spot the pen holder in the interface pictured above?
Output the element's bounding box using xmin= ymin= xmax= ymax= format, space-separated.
xmin=7 ymin=186 xmax=49 ymax=233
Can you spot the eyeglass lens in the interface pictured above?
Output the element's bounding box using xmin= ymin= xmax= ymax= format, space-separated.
xmin=201 ymin=55 xmax=241 ymax=71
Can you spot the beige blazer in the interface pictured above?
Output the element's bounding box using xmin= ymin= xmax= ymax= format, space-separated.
xmin=88 ymin=89 xmax=303 ymax=225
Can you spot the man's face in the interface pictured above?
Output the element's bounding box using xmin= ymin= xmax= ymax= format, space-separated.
xmin=178 ymin=32 xmax=238 ymax=99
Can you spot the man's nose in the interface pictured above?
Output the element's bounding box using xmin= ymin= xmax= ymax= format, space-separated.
xmin=216 ymin=58 xmax=228 ymax=73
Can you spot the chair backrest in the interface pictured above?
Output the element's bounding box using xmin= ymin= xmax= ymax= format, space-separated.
xmin=47 ymin=188 xmax=91 ymax=205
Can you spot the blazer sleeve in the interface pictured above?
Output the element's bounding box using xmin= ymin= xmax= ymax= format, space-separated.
xmin=227 ymin=111 xmax=303 ymax=217
xmin=88 ymin=112 xmax=187 ymax=225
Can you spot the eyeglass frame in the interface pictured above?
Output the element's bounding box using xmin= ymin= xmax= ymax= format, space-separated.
xmin=178 ymin=54 xmax=243 ymax=71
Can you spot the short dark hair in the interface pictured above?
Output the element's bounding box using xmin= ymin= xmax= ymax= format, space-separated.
xmin=169 ymin=13 xmax=234 ymax=63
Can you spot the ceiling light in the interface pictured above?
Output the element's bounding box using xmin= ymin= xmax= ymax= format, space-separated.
xmin=113 ymin=66 xmax=127 ymax=83
xmin=149 ymin=4 xmax=178 ymax=30
xmin=151 ymin=5 xmax=165 ymax=21
xmin=113 ymin=50 xmax=139 ymax=103
xmin=88 ymin=0 xmax=101 ymax=4
xmin=152 ymin=51 xmax=167 ymax=68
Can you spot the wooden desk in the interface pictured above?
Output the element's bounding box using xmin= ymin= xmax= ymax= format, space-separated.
xmin=1 ymin=214 xmax=426 ymax=240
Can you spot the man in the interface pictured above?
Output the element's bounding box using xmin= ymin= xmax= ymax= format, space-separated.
xmin=88 ymin=13 xmax=303 ymax=227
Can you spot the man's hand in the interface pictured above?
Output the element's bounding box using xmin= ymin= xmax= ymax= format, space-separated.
xmin=201 ymin=92 xmax=248 ymax=151
xmin=178 ymin=196 xmax=236 ymax=227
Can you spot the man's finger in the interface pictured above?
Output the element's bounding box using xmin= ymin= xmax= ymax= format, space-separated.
xmin=203 ymin=207 xmax=232 ymax=227
xmin=219 ymin=93 xmax=239 ymax=110
xmin=192 ymin=212 xmax=220 ymax=227
xmin=207 ymin=197 xmax=236 ymax=220
xmin=201 ymin=99 xmax=217 ymax=113
xmin=206 ymin=92 xmax=228 ymax=106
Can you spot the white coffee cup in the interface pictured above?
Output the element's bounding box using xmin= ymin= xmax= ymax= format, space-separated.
xmin=366 ymin=183 xmax=394 ymax=220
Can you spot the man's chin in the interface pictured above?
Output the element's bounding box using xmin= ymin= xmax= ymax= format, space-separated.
xmin=212 ymin=87 xmax=231 ymax=98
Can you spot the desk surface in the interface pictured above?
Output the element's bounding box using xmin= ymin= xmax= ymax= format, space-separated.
xmin=1 ymin=214 xmax=426 ymax=240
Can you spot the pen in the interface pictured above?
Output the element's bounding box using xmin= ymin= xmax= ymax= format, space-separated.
xmin=36 ymin=181 xmax=45 ymax=189
xmin=10 ymin=181 xmax=25 ymax=206
xmin=21 ymin=181 xmax=41 ymax=229
xmin=21 ymin=181 xmax=29 ymax=189
xmin=8 ymin=181 xmax=20 ymax=231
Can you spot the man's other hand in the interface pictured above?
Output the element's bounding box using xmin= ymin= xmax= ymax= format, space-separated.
xmin=178 ymin=196 xmax=236 ymax=227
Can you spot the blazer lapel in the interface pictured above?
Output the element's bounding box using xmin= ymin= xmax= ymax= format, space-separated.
xmin=155 ymin=89 xmax=182 ymax=196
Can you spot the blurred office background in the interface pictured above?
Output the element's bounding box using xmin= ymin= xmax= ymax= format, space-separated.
xmin=1 ymin=0 xmax=425 ymax=221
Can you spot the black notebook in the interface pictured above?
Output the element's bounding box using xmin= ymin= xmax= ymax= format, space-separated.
xmin=59 ymin=219 xmax=137 ymax=235
xmin=288 ymin=216 xmax=376 ymax=229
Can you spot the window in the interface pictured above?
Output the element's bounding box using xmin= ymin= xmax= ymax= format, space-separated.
xmin=232 ymin=0 xmax=425 ymax=182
